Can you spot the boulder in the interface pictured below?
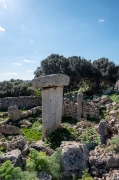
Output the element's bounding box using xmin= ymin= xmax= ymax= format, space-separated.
xmin=102 ymin=170 xmax=119 ymax=180
xmin=22 ymin=111 xmax=28 ymax=118
xmin=0 ymin=149 xmax=25 ymax=168
xmin=101 ymin=95 xmax=111 ymax=104
xmin=30 ymin=140 xmax=54 ymax=155
xmin=0 ymin=125 xmax=23 ymax=135
xmin=37 ymin=171 xmax=52 ymax=180
xmin=106 ymin=153 xmax=119 ymax=168
xmin=8 ymin=105 xmax=22 ymax=121
xmin=89 ymin=145 xmax=119 ymax=178
xmin=6 ymin=135 xmax=29 ymax=155
xmin=61 ymin=141 xmax=89 ymax=178
xmin=99 ymin=120 xmax=108 ymax=144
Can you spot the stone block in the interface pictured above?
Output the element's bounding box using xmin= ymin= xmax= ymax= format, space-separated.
xmin=31 ymin=74 xmax=70 ymax=88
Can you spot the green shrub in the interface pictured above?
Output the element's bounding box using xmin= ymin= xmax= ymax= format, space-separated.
xmin=0 ymin=160 xmax=38 ymax=180
xmin=79 ymin=169 xmax=94 ymax=180
xmin=109 ymin=92 xmax=119 ymax=104
xmin=27 ymin=148 xmax=62 ymax=180
xmin=0 ymin=148 xmax=62 ymax=180
xmin=106 ymin=135 xmax=119 ymax=153
xmin=80 ymin=127 xmax=100 ymax=146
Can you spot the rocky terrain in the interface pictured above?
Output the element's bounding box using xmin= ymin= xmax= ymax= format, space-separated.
xmin=0 ymin=91 xmax=119 ymax=180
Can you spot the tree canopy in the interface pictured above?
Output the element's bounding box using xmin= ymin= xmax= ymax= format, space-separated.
xmin=34 ymin=54 xmax=119 ymax=94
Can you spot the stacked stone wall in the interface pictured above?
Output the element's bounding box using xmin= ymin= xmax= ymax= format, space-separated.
xmin=63 ymin=98 xmax=78 ymax=119
xmin=0 ymin=96 xmax=41 ymax=110
xmin=63 ymin=97 xmax=99 ymax=119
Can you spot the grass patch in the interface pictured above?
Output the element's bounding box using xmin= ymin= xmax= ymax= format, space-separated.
xmin=109 ymin=92 xmax=119 ymax=104
xmin=21 ymin=122 xmax=42 ymax=143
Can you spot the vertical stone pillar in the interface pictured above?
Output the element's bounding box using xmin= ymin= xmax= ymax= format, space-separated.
xmin=31 ymin=74 xmax=70 ymax=139
xmin=77 ymin=93 xmax=83 ymax=118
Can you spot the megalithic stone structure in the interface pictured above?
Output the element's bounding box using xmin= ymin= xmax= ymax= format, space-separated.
xmin=31 ymin=74 xmax=70 ymax=139
xmin=77 ymin=92 xmax=83 ymax=118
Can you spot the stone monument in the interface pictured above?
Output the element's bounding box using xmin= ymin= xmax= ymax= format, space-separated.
xmin=77 ymin=93 xmax=83 ymax=118
xmin=31 ymin=74 xmax=70 ymax=139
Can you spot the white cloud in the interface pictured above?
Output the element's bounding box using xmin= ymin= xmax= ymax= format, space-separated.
xmin=24 ymin=60 xmax=35 ymax=63
xmin=27 ymin=70 xmax=33 ymax=73
xmin=0 ymin=27 xmax=5 ymax=32
xmin=98 ymin=19 xmax=105 ymax=23
xmin=4 ymin=4 xmax=7 ymax=9
xmin=12 ymin=63 xmax=21 ymax=66
xmin=1 ymin=73 xmax=18 ymax=76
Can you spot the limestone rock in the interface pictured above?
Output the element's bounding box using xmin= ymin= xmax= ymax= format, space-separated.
xmin=0 ymin=125 xmax=23 ymax=135
xmin=0 ymin=149 xmax=25 ymax=168
xmin=37 ymin=171 xmax=52 ymax=180
xmin=6 ymin=135 xmax=29 ymax=155
xmin=61 ymin=141 xmax=89 ymax=178
xmin=99 ymin=120 xmax=108 ymax=144
xmin=106 ymin=153 xmax=119 ymax=168
xmin=31 ymin=74 xmax=70 ymax=88
xmin=101 ymin=95 xmax=111 ymax=103
xmin=22 ymin=111 xmax=28 ymax=118
xmin=102 ymin=170 xmax=119 ymax=180
xmin=30 ymin=140 xmax=54 ymax=155
xmin=8 ymin=105 xmax=22 ymax=121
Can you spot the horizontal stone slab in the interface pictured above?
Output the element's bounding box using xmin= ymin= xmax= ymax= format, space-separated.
xmin=31 ymin=74 xmax=70 ymax=88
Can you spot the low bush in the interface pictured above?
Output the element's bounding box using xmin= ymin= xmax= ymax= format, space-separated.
xmin=26 ymin=148 xmax=62 ymax=180
xmin=106 ymin=135 xmax=119 ymax=153
xmin=0 ymin=160 xmax=38 ymax=180
xmin=79 ymin=169 xmax=94 ymax=180
xmin=80 ymin=127 xmax=100 ymax=146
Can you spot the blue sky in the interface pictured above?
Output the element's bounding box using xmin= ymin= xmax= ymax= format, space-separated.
xmin=0 ymin=0 xmax=119 ymax=81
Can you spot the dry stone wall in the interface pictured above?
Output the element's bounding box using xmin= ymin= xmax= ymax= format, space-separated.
xmin=0 ymin=96 xmax=41 ymax=110
xmin=63 ymin=96 xmax=99 ymax=119
xmin=63 ymin=98 xmax=78 ymax=119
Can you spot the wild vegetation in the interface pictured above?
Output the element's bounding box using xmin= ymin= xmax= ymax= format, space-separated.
xmin=0 ymin=79 xmax=41 ymax=98
xmin=0 ymin=54 xmax=119 ymax=179
xmin=34 ymin=54 xmax=119 ymax=94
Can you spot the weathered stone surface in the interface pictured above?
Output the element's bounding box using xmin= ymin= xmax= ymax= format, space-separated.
xmin=6 ymin=135 xmax=29 ymax=155
xmin=0 ymin=96 xmax=41 ymax=110
xmin=31 ymin=74 xmax=70 ymax=88
xmin=89 ymin=145 xmax=119 ymax=178
xmin=0 ymin=125 xmax=23 ymax=135
xmin=101 ymin=95 xmax=111 ymax=103
xmin=42 ymin=86 xmax=63 ymax=139
xmin=77 ymin=93 xmax=83 ymax=117
xmin=37 ymin=171 xmax=52 ymax=180
xmin=102 ymin=170 xmax=119 ymax=180
xmin=30 ymin=140 xmax=54 ymax=155
xmin=0 ymin=149 xmax=25 ymax=168
xmin=99 ymin=120 xmax=108 ymax=144
xmin=61 ymin=141 xmax=89 ymax=178
xmin=106 ymin=153 xmax=119 ymax=168
xmin=8 ymin=105 xmax=22 ymax=121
